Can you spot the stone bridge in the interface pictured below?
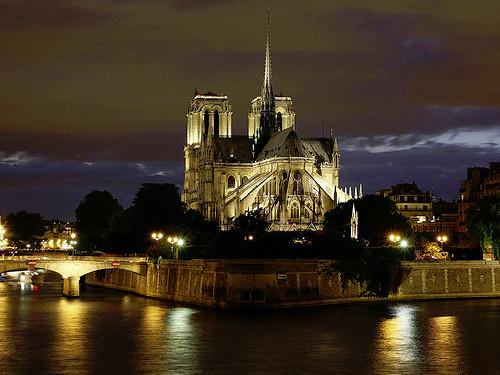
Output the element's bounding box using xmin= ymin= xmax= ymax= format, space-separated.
xmin=0 ymin=255 xmax=148 ymax=297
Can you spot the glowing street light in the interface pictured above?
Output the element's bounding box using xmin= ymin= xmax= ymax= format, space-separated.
xmin=151 ymin=232 xmax=164 ymax=241
xmin=168 ymin=236 xmax=184 ymax=261
xmin=388 ymin=233 xmax=401 ymax=243
xmin=437 ymin=235 xmax=448 ymax=250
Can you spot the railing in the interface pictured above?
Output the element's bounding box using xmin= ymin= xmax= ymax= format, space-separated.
xmin=0 ymin=255 xmax=148 ymax=263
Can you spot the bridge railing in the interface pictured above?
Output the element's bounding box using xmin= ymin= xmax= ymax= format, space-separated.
xmin=0 ymin=255 xmax=148 ymax=263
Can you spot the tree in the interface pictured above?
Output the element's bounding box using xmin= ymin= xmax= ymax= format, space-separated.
xmin=416 ymin=239 xmax=446 ymax=260
xmin=126 ymin=183 xmax=185 ymax=250
xmin=76 ymin=191 xmax=123 ymax=251
xmin=5 ymin=211 xmax=45 ymax=246
xmin=232 ymin=209 xmax=270 ymax=235
xmin=324 ymin=195 xmax=413 ymax=247
xmin=467 ymin=195 xmax=500 ymax=258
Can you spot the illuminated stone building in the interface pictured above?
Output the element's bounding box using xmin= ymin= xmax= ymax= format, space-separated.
xmin=377 ymin=183 xmax=433 ymax=225
xmin=459 ymin=162 xmax=500 ymax=224
xmin=182 ymin=12 xmax=355 ymax=230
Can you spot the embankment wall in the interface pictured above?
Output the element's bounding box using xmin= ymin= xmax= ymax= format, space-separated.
xmin=85 ymin=260 xmax=500 ymax=308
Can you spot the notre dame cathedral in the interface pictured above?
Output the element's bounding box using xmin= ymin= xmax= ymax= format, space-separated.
xmin=182 ymin=11 xmax=359 ymax=230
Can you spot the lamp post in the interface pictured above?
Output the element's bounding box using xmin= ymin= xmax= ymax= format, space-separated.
xmin=400 ymin=239 xmax=408 ymax=260
xmin=167 ymin=237 xmax=184 ymax=261
xmin=388 ymin=233 xmax=401 ymax=244
xmin=151 ymin=232 xmax=164 ymax=242
xmin=437 ymin=235 xmax=448 ymax=250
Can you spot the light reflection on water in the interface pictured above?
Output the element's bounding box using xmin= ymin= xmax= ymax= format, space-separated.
xmin=373 ymin=304 xmax=421 ymax=374
xmin=426 ymin=316 xmax=462 ymax=374
xmin=1 ymin=281 xmax=499 ymax=375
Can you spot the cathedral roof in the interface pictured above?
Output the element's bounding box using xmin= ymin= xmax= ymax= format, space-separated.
xmin=301 ymin=138 xmax=335 ymax=163
xmin=256 ymin=128 xmax=314 ymax=161
xmin=213 ymin=136 xmax=254 ymax=163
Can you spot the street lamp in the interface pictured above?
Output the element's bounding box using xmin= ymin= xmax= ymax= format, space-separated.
xmin=168 ymin=236 xmax=184 ymax=261
xmin=437 ymin=235 xmax=448 ymax=250
xmin=400 ymin=239 xmax=408 ymax=260
xmin=388 ymin=233 xmax=401 ymax=244
xmin=151 ymin=232 xmax=164 ymax=242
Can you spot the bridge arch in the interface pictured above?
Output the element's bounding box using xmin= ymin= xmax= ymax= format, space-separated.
xmin=0 ymin=256 xmax=148 ymax=298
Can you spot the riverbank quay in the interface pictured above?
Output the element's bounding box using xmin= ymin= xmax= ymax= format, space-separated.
xmin=84 ymin=259 xmax=500 ymax=309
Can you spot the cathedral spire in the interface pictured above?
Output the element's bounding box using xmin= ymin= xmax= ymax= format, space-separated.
xmin=256 ymin=6 xmax=276 ymax=149
xmin=261 ymin=7 xmax=273 ymax=109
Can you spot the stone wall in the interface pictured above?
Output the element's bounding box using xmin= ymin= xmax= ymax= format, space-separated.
xmin=85 ymin=259 xmax=500 ymax=309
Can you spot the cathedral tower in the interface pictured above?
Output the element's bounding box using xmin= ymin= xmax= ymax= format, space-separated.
xmin=186 ymin=91 xmax=232 ymax=145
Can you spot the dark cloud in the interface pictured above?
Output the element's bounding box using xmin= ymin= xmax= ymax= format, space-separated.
xmin=168 ymin=0 xmax=236 ymax=10
xmin=1 ymin=1 xmax=500 ymax=218
xmin=341 ymin=145 xmax=497 ymax=202
xmin=0 ymin=0 xmax=109 ymax=30
xmin=0 ymin=131 xmax=184 ymax=162
xmin=0 ymin=156 xmax=183 ymax=219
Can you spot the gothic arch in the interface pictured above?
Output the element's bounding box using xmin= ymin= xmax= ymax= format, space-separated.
xmin=203 ymin=110 xmax=209 ymax=138
xmin=276 ymin=112 xmax=282 ymax=130
xmin=227 ymin=175 xmax=236 ymax=190
xmin=214 ymin=110 xmax=219 ymax=137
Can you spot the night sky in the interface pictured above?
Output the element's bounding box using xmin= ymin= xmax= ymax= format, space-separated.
xmin=1 ymin=0 xmax=499 ymax=219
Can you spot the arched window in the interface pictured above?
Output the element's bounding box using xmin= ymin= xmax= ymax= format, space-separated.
xmin=214 ymin=110 xmax=219 ymax=137
xmin=291 ymin=203 xmax=299 ymax=219
xmin=277 ymin=112 xmax=282 ymax=130
xmin=227 ymin=175 xmax=236 ymax=189
xmin=204 ymin=110 xmax=209 ymax=138
xmin=293 ymin=171 xmax=303 ymax=195
xmin=241 ymin=176 xmax=249 ymax=185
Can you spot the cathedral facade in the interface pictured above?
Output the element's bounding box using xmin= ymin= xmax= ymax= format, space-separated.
xmin=182 ymin=14 xmax=356 ymax=231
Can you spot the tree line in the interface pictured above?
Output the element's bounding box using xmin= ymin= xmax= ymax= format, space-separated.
xmin=2 ymin=183 xmax=498 ymax=261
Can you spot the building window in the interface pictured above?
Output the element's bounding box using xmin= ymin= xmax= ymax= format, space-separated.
xmin=291 ymin=203 xmax=299 ymax=219
xmin=277 ymin=112 xmax=282 ymax=130
xmin=214 ymin=110 xmax=219 ymax=137
xmin=227 ymin=175 xmax=236 ymax=189
xmin=241 ymin=176 xmax=249 ymax=185
xmin=293 ymin=171 xmax=303 ymax=195
xmin=204 ymin=110 xmax=209 ymax=138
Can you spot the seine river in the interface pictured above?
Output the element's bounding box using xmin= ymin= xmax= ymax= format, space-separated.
xmin=1 ymin=281 xmax=499 ymax=375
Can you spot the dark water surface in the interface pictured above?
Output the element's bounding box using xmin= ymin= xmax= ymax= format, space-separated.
xmin=1 ymin=282 xmax=499 ymax=375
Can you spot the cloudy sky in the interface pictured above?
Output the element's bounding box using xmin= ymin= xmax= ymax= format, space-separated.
xmin=1 ymin=0 xmax=499 ymax=219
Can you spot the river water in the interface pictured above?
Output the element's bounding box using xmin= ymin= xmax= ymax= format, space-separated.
xmin=0 ymin=281 xmax=499 ymax=375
